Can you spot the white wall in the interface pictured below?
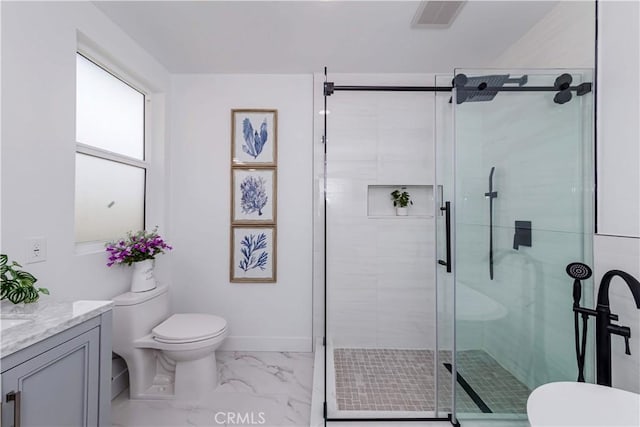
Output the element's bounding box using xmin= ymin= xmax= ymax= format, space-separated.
xmin=596 ymin=1 xmax=640 ymax=237
xmin=313 ymin=74 xmax=436 ymax=350
xmin=593 ymin=0 xmax=640 ymax=394
xmin=1 ymin=1 xmax=170 ymax=301
xmin=168 ymin=74 xmax=313 ymax=352
xmin=494 ymin=1 xmax=595 ymax=69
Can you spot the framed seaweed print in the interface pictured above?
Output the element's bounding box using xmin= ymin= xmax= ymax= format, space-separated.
xmin=231 ymin=109 xmax=277 ymax=166
xmin=230 ymin=226 xmax=276 ymax=283
xmin=232 ymin=168 xmax=276 ymax=224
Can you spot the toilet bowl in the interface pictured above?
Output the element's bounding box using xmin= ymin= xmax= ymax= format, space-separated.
xmin=112 ymin=285 xmax=228 ymax=400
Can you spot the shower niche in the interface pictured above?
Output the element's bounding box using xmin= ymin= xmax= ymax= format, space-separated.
xmin=367 ymin=184 xmax=434 ymax=218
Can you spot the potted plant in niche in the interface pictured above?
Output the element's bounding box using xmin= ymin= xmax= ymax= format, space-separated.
xmin=390 ymin=188 xmax=413 ymax=216
xmin=106 ymin=227 xmax=172 ymax=293
xmin=1 ymin=254 xmax=49 ymax=304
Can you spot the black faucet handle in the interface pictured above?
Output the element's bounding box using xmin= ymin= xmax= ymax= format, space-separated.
xmin=608 ymin=324 xmax=632 ymax=355
xmin=608 ymin=324 xmax=631 ymax=336
xmin=624 ymin=336 xmax=631 ymax=355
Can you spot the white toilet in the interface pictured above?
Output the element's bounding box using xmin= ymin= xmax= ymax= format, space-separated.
xmin=112 ymin=284 xmax=228 ymax=400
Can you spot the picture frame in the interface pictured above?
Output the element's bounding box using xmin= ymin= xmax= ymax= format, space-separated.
xmin=231 ymin=167 xmax=276 ymax=224
xmin=230 ymin=226 xmax=277 ymax=283
xmin=231 ymin=109 xmax=278 ymax=166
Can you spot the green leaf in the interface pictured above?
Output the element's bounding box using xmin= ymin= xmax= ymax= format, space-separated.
xmin=15 ymin=270 xmax=37 ymax=285
xmin=0 ymin=254 xmax=48 ymax=303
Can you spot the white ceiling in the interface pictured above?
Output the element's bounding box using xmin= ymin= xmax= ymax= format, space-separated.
xmin=94 ymin=0 xmax=559 ymax=74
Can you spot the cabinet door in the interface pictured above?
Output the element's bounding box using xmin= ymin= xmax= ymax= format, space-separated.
xmin=2 ymin=328 xmax=100 ymax=427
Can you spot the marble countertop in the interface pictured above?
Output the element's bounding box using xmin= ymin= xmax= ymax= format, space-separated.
xmin=0 ymin=298 xmax=113 ymax=359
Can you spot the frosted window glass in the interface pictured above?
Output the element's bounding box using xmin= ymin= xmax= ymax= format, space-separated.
xmin=76 ymin=54 xmax=144 ymax=159
xmin=75 ymin=154 xmax=145 ymax=243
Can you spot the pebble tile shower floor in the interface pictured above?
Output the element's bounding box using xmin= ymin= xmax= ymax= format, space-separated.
xmin=333 ymin=348 xmax=531 ymax=414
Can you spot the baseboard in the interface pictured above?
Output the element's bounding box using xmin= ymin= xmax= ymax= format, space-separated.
xmin=220 ymin=335 xmax=312 ymax=352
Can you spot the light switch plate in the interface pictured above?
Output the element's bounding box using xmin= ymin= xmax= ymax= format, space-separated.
xmin=25 ymin=237 xmax=47 ymax=264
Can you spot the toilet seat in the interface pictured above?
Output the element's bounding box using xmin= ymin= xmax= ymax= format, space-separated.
xmin=152 ymin=313 xmax=227 ymax=344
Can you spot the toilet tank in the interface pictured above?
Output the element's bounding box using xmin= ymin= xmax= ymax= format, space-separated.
xmin=112 ymin=284 xmax=170 ymax=352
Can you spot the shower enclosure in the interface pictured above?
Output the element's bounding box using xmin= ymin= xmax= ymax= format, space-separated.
xmin=317 ymin=68 xmax=594 ymax=425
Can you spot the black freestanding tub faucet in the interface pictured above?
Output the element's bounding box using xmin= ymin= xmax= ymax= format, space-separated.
xmin=596 ymin=270 xmax=640 ymax=386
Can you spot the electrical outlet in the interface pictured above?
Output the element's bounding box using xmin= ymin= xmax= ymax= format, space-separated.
xmin=25 ymin=237 xmax=47 ymax=264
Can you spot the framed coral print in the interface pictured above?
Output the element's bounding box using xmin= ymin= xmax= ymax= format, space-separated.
xmin=232 ymin=168 xmax=276 ymax=224
xmin=231 ymin=109 xmax=278 ymax=166
xmin=230 ymin=226 xmax=276 ymax=283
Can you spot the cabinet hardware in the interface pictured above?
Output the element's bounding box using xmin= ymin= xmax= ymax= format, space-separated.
xmin=6 ymin=391 xmax=21 ymax=427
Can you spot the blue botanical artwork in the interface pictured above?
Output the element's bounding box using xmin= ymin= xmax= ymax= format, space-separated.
xmin=233 ymin=168 xmax=275 ymax=223
xmin=242 ymin=118 xmax=268 ymax=160
xmin=232 ymin=226 xmax=275 ymax=282
xmin=238 ymin=233 xmax=269 ymax=272
xmin=233 ymin=110 xmax=276 ymax=165
xmin=240 ymin=175 xmax=268 ymax=216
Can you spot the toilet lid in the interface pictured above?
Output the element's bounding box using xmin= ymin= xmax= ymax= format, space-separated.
xmin=152 ymin=314 xmax=227 ymax=343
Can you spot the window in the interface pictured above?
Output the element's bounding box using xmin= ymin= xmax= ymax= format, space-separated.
xmin=75 ymin=53 xmax=147 ymax=243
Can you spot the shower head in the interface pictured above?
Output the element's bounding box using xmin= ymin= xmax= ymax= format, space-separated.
xmin=567 ymin=262 xmax=592 ymax=307
xmin=454 ymin=73 xmax=529 ymax=104
xmin=566 ymin=263 xmax=592 ymax=280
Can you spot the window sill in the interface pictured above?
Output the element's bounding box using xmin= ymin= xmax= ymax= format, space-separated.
xmin=75 ymin=241 xmax=107 ymax=256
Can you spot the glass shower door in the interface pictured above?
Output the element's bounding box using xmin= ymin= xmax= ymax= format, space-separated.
xmin=434 ymin=74 xmax=456 ymax=419
xmin=324 ymin=81 xmax=438 ymax=421
xmin=451 ymin=69 xmax=595 ymax=425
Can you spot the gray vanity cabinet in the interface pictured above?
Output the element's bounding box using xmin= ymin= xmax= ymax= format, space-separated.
xmin=1 ymin=311 xmax=112 ymax=427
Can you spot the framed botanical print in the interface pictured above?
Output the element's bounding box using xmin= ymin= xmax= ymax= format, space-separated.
xmin=232 ymin=168 xmax=276 ymax=224
xmin=230 ymin=226 xmax=276 ymax=283
xmin=231 ymin=109 xmax=277 ymax=166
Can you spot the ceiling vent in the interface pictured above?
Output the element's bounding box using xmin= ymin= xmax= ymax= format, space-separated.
xmin=411 ymin=1 xmax=466 ymax=29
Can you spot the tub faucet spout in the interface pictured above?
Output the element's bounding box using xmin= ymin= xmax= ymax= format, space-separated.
xmin=596 ymin=270 xmax=640 ymax=386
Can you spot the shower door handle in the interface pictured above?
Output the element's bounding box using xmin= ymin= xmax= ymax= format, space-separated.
xmin=438 ymin=201 xmax=452 ymax=273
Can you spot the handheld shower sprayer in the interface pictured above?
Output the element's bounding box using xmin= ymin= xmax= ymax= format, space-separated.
xmin=567 ymin=262 xmax=592 ymax=306
xmin=566 ymin=262 xmax=593 ymax=382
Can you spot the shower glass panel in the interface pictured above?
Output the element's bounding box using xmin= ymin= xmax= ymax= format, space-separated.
xmin=434 ymin=74 xmax=456 ymax=417
xmin=452 ymin=69 xmax=594 ymax=425
xmin=324 ymin=78 xmax=438 ymax=420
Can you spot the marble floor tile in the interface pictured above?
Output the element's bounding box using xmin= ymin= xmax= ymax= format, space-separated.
xmin=112 ymin=351 xmax=314 ymax=427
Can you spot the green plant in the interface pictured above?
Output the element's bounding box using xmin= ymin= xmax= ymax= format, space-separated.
xmin=390 ymin=189 xmax=413 ymax=208
xmin=0 ymin=254 xmax=49 ymax=304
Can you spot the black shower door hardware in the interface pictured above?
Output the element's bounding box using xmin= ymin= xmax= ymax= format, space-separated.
xmin=438 ymin=201 xmax=452 ymax=273
xmin=485 ymin=167 xmax=498 ymax=280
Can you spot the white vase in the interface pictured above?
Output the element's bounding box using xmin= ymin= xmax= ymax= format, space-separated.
xmin=131 ymin=259 xmax=156 ymax=293
xmin=396 ymin=207 xmax=408 ymax=216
